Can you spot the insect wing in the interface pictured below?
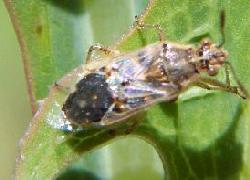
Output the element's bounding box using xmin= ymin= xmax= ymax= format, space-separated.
xmin=101 ymin=44 xmax=180 ymax=125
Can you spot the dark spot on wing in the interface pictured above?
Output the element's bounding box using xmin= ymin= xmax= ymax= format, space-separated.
xmin=138 ymin=56 xmax=147 ymax=64
xmin=112 ymin=105 xmax=124 ymax=113
xmin=137 ymin=50 xmax=145 ymax=57
xmin=137 ymin=50 xmax=148 ymax=64
xmin=62 ymin=73 xmax=114 ymax=124
xmin=121 ymin=80 xmax=130 ymax=86
xmin=106 ymin=71 xmax=112 ymax=77
xmin=99 ymin=66 xmax=106 ymax=72
xmin=137 ymin=52 xmax=154 ymax=68
xmin=111 ymin=98 xmax=128 ymax=113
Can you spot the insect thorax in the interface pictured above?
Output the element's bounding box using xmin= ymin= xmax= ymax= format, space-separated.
xmin=156 ymin=43 xmax=198 ymax=84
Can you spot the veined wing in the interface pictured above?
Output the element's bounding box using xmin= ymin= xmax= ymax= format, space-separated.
xmin=100 ymin=43 xmax=180 ymax=124
xmin=101 ymin=80 xmax=179 ymax=124
xmin=62 ymin=43 xmax=180 ymax=127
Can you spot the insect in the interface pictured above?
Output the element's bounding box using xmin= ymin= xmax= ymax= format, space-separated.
xmin=61 ymin=11 xmax=249 ymax=128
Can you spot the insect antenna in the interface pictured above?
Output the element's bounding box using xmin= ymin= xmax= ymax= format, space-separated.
xmin=217 ymin=10 xmax=225 ymax=48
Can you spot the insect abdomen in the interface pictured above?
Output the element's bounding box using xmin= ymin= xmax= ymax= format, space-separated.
xmin=62 ymin=73 xmax=114 ymax=124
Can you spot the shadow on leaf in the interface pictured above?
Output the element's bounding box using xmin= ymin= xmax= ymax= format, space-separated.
xmin=56 ymin=168 xmax=101 ymax=180
xmin=180 ymin=101 xmax=243 ymax=179
xmin=43 ymin=0 xmax=89 ymax=14
xmin=63 ymin=113 xmax=146 ymax=153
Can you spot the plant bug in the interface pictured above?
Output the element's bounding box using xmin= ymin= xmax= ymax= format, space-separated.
xmin=59 ymin=10 xmax=249 ymax=129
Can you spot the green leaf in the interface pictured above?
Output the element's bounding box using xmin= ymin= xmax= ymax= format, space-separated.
xmin=4 ymin=0 xmax=144 ymax=108
xmin=7 ymin=0 xmax=250 ymax=179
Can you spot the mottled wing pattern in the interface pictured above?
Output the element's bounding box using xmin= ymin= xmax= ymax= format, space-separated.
xmin=101 ymin=43 xmax=180 ymax=123
xmin=62 ymin=43 xmax=182 ymax=126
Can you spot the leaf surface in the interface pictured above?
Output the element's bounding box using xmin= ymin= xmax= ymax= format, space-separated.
xmin=6 ymin=0 xmax=250 ymax=179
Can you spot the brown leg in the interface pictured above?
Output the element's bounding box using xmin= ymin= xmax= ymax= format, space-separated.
xmin=224 ymin=62 xmax=231 ymax=87
xmin=134 ymin=15 xmax=165 ymax=42
xmin=224 ymin=61 xmax=249 ymax=98
xmin=86 ymin=43 xmax=120 ymax=64
xmin=196 ymin=77 xmax=248 ymax=99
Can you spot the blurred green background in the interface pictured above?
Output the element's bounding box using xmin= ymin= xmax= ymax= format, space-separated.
xmin=0 ymin=1 xmax=32 ymax=178
xmin=0 ymin=0 xmax=165 ymax=179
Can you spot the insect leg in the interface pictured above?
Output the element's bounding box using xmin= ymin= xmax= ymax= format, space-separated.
xmin=224 ymin=61 xmax=249 ymax=98
xmin=193 ymin=81 xmax=213 ymax=90
xmin=197 ymin=77 xmax=248 ymax=99
xmin=194 ymin=80 xmax=238 ymax=95
xmin=194 ymin=79 xmax=239 ymax=96
xmin=224 ymin=61 xmax=231 ymax=86
xmin=134 ymin=15 xmax=165 ymax=42
xmin=86 ymin=43 xmax=120 ymax=64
